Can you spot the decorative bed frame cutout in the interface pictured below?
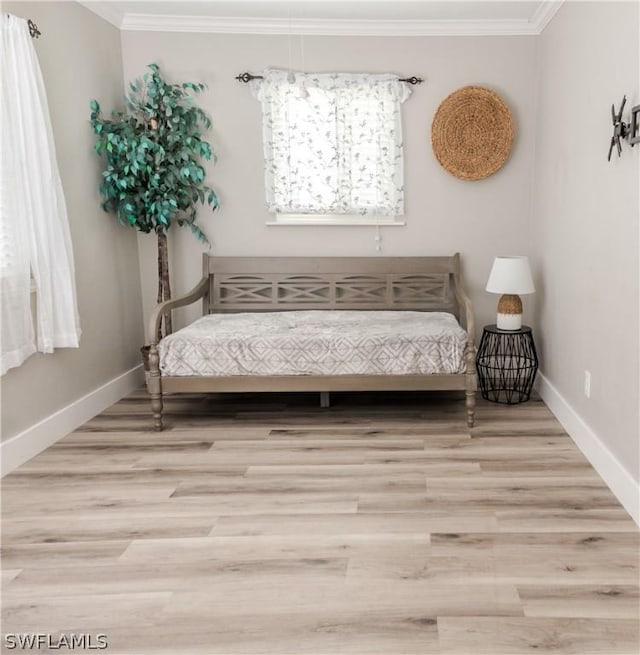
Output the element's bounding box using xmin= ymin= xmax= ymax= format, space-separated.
xmin=147 ymin=254 xmax=477 ymax=431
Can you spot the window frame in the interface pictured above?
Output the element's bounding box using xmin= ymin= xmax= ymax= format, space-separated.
xmin=266 ymin=213 xmax=406 ymax=227
xmin=253 ymin=69 xmax=410 ymax=221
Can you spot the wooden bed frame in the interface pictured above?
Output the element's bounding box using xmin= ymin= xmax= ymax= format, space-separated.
xmin=147 ymin=253 xmax=477 ymax=431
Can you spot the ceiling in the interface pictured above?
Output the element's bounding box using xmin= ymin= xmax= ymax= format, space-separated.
xmin=80 ymin=1 xmax=564 ymax=35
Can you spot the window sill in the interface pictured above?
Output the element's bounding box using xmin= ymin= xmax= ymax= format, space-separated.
xmin=267 ymin=214 xmax=405 ymax=227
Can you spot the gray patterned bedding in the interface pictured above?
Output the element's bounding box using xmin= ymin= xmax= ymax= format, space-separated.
xmin=159 ymin=310 xmax=468 ymax=377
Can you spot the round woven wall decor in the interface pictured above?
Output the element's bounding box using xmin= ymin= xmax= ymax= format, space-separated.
xmin=431 ymin=86 xmax=514 ymax=181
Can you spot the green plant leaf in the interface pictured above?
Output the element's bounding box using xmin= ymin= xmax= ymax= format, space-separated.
xmin=89 ymin=62 xmax=216 ymax=250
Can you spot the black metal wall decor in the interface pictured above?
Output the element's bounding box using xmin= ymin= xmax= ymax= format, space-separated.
xmin=27 ymin=19 xmax=41 ymax=38
xmin=608 ymin=95 xmax=640 ymax=161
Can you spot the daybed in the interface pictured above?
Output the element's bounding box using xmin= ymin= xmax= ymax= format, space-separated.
xmin=147 ymin=254 xmax=477 ymax=431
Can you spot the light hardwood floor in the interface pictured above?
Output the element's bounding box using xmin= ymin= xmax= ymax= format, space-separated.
xmin=1 ymin=390 xmax=638 ymax=654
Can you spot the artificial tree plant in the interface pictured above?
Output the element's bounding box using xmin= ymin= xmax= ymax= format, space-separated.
xmin=90 ymin=63 xmax=218 ymax=342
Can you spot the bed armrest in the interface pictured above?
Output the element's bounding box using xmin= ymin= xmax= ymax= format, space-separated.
xmin=454 ymin=286 xmax=475 ymax=347
xmin=148 ymin=276 xmax=209 ymax=346
xmin=452 ymin=254 xmax=475 ymax=348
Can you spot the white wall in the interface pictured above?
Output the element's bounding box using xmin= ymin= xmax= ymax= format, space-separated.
xmin=532 ymin=1 xmax=639 ymax=485
xmin=120 ymin=32 xmax=539 ymax=337
xmin=1 ymin=3 xmax=144 ymax=444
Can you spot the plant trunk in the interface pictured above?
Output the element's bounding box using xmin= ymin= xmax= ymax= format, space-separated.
xmin=156 ymin=231 xmax=172 ymax=342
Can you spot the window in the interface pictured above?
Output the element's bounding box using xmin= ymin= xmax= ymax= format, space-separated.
xmin=1 ymin=13 xmax=80 ymax=375
xmin=251 ymin=69 xmax=411 ymax=222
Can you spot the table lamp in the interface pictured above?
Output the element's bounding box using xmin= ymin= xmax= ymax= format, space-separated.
xmin=486 ymin=256 xmax=535 ymax=330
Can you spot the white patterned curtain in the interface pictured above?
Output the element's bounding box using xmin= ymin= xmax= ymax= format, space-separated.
xmin=251 ymin=68 xmax=411 ymax=215
xmin=1 ymin=14 xmax=80 ymax=375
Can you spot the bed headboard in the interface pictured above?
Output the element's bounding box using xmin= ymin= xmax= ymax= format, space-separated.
xmin=203 ymin=254 xmax=466 ymax=323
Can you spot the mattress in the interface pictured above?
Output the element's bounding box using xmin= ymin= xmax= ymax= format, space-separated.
xmin=159 ymin=310 xmax=468 ymax=377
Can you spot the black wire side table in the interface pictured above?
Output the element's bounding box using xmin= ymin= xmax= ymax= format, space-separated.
xmin=476 ymin=325 xmax=538 ymax=404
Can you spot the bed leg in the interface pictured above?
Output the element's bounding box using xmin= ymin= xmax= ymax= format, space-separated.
xmin=320 ymin=391 xmax=330 ymax=408
xmin=465 ymin=346 xmax=477 ymax=429
xmin=465 ymin=390 xmax=476 ymax=428
xmin=151 ymin=393 xmax=164 ymax=432
xmin=149 ymin=343 xmax=164 ymax=431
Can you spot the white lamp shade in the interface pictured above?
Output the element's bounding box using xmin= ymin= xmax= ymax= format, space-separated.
xmin=486 ymin=256 xmax=535 ymax=295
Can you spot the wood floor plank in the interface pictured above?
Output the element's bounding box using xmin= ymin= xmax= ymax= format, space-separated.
xmin=245 ymin=461 xmax=482 ymax=477
xmin=496 ymin=508 xmax=638 ymax=532
xmin=466 ymin=435 xmax=575 ymax=448
xmin=469 ymin=421 xmax=569 ymax=436
xmin=62 ymin=427 xmax=271 ymax=444
xmin=170 ymin=473 xmax=427 ymax=495
xmin=491 ymin=533 xmax=639 ymax=585
xmin=5 ymin=495 xmax=356 ymax=521
xmin=1 ymin=592 xmax=172 ymax=631
xmin=437 ymin=616 xmax=639 ymax=654
xmin=166 ymin=492 xmax=359 ymax=515
xmin=210 ymin=512 xmax=497 ymax=536
xmin=267 ymin=427 xmax=470 ymax=441
xmin=0 ymin=466 xmax=247 ymax=489
xmin=1 ymin=483 xmax=178 ymax=517
xmin=1 ymin=515 xmax=217 ymax=544
xmin=213 ymin=438 xmax=428 ymax=450
xmin=426 ymin=475 xmax=610 ymax=491
xmin=357 ymin=488 xmax=622 ymax=513
xmin=117 ymin=534 xmax=432 ymax=564
xmin=104 ymin=609 xmax=441 ymax=654
xmin=518 ymin=584 xmax=640 ymax=618
xmin=1 ymin=540 xmax=132 ymax=569
xmin=15 ymin=450 xmax=146 ymax=469
xmin=49 ymin=440 xmax=214 ymax=454
xmin=135 ymin=448 xmax=368 ymax=468
xmin=153 ymin=582 xmax=521 ymax=618
xmin=345 ymin=553 xmax=498 ymax=585
xmin=427 ymin=532 xmax=639 ymax=585
xmin=5 ymin=557 xmax=349 ymax=598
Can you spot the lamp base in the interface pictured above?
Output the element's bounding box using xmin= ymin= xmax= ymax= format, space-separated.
xmin=496 ymin=312 xmax=523 ymax=330
xmin=496 ymin=294 xmax=523 ymax=330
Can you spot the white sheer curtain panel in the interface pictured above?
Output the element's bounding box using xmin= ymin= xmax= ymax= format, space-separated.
xmin=250 ymin=69 xmax=411 ymax=216
xmin=1 ymin=13 xmax=80 ymax=376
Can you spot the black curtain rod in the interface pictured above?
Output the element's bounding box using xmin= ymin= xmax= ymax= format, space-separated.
xmin=28 ymin=19 xmax=41 ymax=38
xmin=235 ymin=72 xmax=423 ymax=85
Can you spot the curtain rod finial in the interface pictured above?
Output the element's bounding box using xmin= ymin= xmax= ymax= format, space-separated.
xmin=399 ymin=76 xmax=423 ymax=85
xmin=235 ymin=72 xmax=262 ymax=83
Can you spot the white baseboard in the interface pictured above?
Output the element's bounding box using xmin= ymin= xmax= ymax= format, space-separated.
xmin=536 ymin=372 xmax=639 ymax=527
xmin=1 ymin=365 xmax=144 ymax=476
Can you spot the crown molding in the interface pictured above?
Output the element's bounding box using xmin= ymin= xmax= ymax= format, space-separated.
xmin=82 ymin=1 xmax=565 ymax=37
xmin=530 ymin=1 xmax=564 ymax=33
xmin=121 ymin=15 xmax=541 ymax=36
xmin=78 ymin=1 xmax=124 ymax=29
